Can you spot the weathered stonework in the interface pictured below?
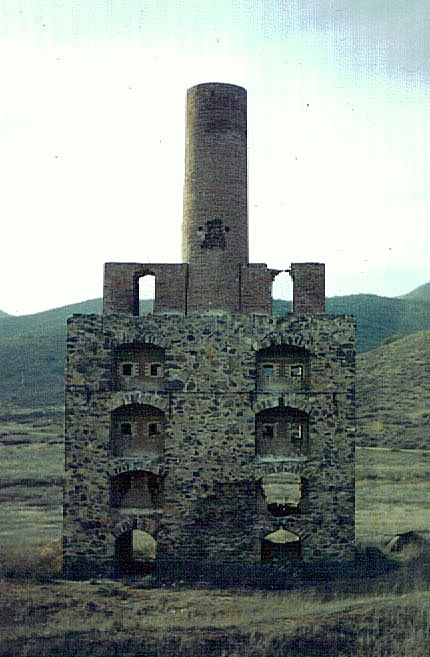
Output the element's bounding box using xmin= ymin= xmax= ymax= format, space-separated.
xmin=63 ymin=82 xmax=356 ymax=579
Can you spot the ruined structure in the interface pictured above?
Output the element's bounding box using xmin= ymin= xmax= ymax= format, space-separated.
xmin=63 ymin=83 xmax=355 ymax=578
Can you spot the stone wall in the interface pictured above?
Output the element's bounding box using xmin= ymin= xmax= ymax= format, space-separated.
xmin=64 ymin=312 xmax=355 ymax=578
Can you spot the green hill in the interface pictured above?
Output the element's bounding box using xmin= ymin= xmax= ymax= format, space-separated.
xmin=0 ymin=299 xmax=103 ymax=340
xmin=0 ymin=299 xmax=153 ymax=407
xmin=399 ymin=281 xmax=430 ymax=302
xmin=357 ymin=330 xmax=430 ymax=449
xmin=275 ymin=294 xmax=430 ymax=353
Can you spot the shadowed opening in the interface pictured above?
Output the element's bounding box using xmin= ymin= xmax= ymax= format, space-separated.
xmin=261 ymin=529 xmax=301 ymax=562
xmin=115 ymin=529 xmax=156 ymax=575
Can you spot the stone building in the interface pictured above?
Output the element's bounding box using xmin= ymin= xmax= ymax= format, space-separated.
xmin=63 ymin=83 xmax=355 ymax=578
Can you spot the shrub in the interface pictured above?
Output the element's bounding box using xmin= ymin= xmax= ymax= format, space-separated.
xmin=0 ymin=540 xmax=62 ymax=581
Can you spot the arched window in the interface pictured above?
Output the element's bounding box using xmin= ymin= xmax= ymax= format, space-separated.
xmin=137 ymin=274 xmax=155 ymax=316
xmin=271 ymin=270 xmax=293 ymax=314
xmin=111 ymin=403 xmax=165 ymax=457
xmin=256 ymin=344 xmax=309 ymax=391
xmin=256 ymin=406 xmax=309 ymax=458
xmin=111 ymin=470 xmax=162 ymax=510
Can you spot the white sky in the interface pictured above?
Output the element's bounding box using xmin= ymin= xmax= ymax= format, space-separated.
xmin=1 ymin=0 xmax=430 ymax=315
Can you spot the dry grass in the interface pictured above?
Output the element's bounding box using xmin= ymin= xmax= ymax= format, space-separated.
xmin=355 ymin=446 xmax=430 ymax=542
xmin=1 ymin=551 xmax=430 ymax=656
xmin=0 ymin=540 xmax=62 ymax=581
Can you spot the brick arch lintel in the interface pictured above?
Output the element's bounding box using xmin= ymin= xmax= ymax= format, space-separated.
xmin=256 ymin=332 xmax=314 ymax=354
xmin=134 ymin=267 xmax=157 ymax=279
xmin=110 ymin=459 xmax=163 ymax=478
xmin=257 ymin=523 xmax=302 ymax=542
xmin=111 ymin=513 xmax=162 ymax=538
xmin=108 ymin=392 xmax=169 ymax=414
xmin=254 ymin=394 xmax=312 ymax=416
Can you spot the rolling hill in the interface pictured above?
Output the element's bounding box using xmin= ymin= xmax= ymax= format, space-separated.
xmin=357 ymin=330 xmax=430 ymax=449
xmin=399 ymin=281 xmax=430 ymax=302
xmin=0 ymin=299 xmax=152 ymax=407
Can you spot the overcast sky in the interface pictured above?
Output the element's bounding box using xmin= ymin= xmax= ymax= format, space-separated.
xmin=1 ymin=0 xmax=430 ymax=315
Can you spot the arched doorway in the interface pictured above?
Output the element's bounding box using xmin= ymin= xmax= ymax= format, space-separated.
xmin=115 ymin=529 xmax=157 ymax=575
xmin=138 ymin=274 xmax=155 ymax=316
xmin=271 ymin=270 xmax=292 ymax=315
xmin=111 ymin=470 xmax=162 ymax=510
xmin=261 ymin=529 xmax=301 ymax=562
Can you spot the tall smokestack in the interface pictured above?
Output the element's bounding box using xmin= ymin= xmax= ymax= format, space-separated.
xmin=183 ymin=83 xmax=248 ymax=312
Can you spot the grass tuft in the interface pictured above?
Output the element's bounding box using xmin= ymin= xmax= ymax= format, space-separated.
xmin=0 ymin=540 xmax=61 ymax=582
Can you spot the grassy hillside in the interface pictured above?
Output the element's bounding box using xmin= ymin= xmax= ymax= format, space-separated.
xmin=326 ymin=294 xmax=430 ymax=352
xmin=357 ymin=330 xmax=430 ymax=448
xmin=0 ymin=334 xmax=65 ymax=407
xmin=277 ymin=293 xmax=430 ymax=352
xmin=0 ymin=298 xmax=103 ymax=340
xmin=0 ymin=300 xmax=153 ymax=407
xmin=399 ymin=281 xmax=430 ymax=301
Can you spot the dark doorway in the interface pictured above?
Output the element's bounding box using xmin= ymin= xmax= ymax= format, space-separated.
xmin=261 ymin=529 xmax=301 ymax=562
xmin=115 ymin=529 xmax=157 ymax=575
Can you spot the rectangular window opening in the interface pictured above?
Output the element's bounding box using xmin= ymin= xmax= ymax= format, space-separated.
xmin=121 ymin=363 xmax=134 ymax=376
xmin=291 ymin=364 xmax=303 ymax=378
xmin=121 ymin=423 xmax=132 ymax=436
xmin=150 ymin=363 xmax=162 ymax=377
xmin=262 ymin=363 xmax=275 ymax=378
xmin=263 ymin=424 xmax=275 ymax=439
xmin=148 ymin=422 xmax=160 ymax=437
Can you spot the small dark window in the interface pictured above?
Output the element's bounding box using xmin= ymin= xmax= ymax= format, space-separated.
xmin=263 ymin=424 xmax=274 ymax=439
xmin=121 ymin=363 xmax=133 ymax=376
xmin=262 ymin=363 xmax=274 ymax=377
xmin=150 ymin=363 xmax=162 ymax=377
xmin=121 ymin=423 xmax=132 ymax=436
xmin=148 ymin=423 xmax=159 ymax=437
xmin=291 ymin=364 xmax=303 ymax=378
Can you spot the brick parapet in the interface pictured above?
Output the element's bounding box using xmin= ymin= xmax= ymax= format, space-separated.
xmin=103 ymin=263 xmax=187 ymax=315
xmin=291 ymin=263 xmax=325 ymax=314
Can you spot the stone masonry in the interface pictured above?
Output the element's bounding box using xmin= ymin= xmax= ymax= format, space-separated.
xmin=63 ymin=83 xmax=355 ymax=578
